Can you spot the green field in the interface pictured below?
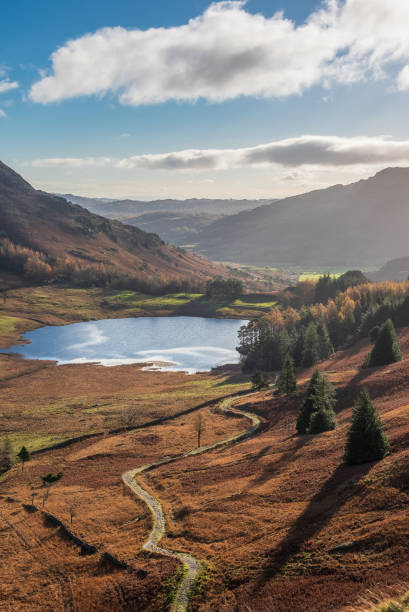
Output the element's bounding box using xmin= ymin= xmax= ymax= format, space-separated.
xmin=0 ymin=315 xmax=22 ymax=335
xmin=298 ymin=272 xmax=342 ymax=281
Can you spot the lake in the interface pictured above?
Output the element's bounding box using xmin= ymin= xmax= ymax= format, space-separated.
xmin=2 ymin=316 xmax=247 ymax=374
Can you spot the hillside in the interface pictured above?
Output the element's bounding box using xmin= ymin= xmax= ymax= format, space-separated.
xmin=61 ymin=195 xmax=273 ymax=246
xmin=63 ymin=195 xmax=272 ymax=220
xmin=370 ymin=257 xmax=409 ymax=282
xmin=124 ymin=211 xmax=220 ymax=246
xmin=0 ymin=161 xmax=229 ymax=290
xmin=192 ymin=168 xmax=409 ymax=268
xmin=1 ymin=319 xmax=408 ymax=610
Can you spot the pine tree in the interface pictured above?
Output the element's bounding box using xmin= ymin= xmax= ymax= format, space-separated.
xmin=17 ymin=446 xmax=30 ymax=471
xmin=317 ymin=320 xmax=334 ymax=360
xmin=308 ymin=405 xmax=337 ymax=433
xmin=344 ymin=389 xmax=389 ymax=464
xmin=296 ymin=369 xmax=321 ymax=434
xmin=251 ymin=369 xmax=268 ymax=390
xmin=366 ymin=318 xmax=402 ymax=367
xmin=301 ymin=322 xmax=320 ymax=367
xmin=277 ymin=354 xmax=298 ymax=398
xmin=369 ymin=325 xmax=380 ymax=344
xmin=296 ymin=369 xmax=336 ymax=434
xmin=307 ymin=372 xmax=337 ymax=433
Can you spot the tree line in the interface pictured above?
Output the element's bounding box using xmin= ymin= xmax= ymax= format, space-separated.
xmin=0 ymin=239 xmax=203 ymax=295
xmin=238 ymin=273 xmax=409 ymax=372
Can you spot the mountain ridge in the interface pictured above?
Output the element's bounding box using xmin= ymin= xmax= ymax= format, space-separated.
xmin=0 ymin=161 xmax=229 ymax=290
xmin=191 ymin=167 xmax=409 ymax=267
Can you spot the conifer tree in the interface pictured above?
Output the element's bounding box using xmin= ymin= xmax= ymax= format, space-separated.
xmin=17 ymin=446 xmax=30 ymax=471
xmin=308 ymin=406 xmax=337 ymax=433
xmin=366 ymin=318 xmax=402 ymax=367
xmin=301 ymin=322 xmax=320 ymax=367
xmin=344 ymin=389 xmax=389 ymax=464
xmin=308 ymin=375 xmax=337 ymax=433
xmin=296 ymin=369 xmax=321 ymax=434
xmin=277 ymin=354 xmax=298 ymax=398
xmin=251 ymin=369 xmax=268 ymax=390
xmin=317 ymin=320 xmax=334 ymax=360
xmin=296 ymin=369 xmax=336 ymax=434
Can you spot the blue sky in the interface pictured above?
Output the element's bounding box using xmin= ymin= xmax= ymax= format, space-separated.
xmin=2 ymin=0 xmax=409 ymax=199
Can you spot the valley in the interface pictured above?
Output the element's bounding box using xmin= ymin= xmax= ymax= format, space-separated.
xmin=1 ymin=316 xmax=409 ymax=611
xmin=1 ymin=162 xmax=409 ymax=611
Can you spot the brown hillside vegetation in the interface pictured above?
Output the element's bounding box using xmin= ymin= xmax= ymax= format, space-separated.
xmin=138 ymin=329 xmax=409 ymax=611
xmin=0 ymin=364 xmax=248 ymax=611
xmin=0 ymin=161 xmax=229 ymax=291
xmin=1 ymin=329 xmax=408 ymax=609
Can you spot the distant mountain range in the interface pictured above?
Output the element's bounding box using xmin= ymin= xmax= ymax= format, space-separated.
xmin=62 ymin=169 xmax=409 ymax=271
xmin=190 ymin=168 xmax=409 ymax=268
xmin=369 ymin=257 xmax=409 ymax=282
xmin=0 ymin=162 xmax=229 ymax=288
xmin=61 ymin=195 xmax=273 ymax=246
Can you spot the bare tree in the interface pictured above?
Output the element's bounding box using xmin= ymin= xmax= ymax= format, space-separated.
xmin=193 ymin=413 xmax=205 ymax=449
xmin=119 ymin=406 xmax=139 ymax=429
xmin=68 ymin=504 xmax=76 ymax=526
xmin=42 ymin=489 xmax=49 ymax=508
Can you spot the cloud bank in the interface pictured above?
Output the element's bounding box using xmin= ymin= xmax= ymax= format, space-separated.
xmin=29 ymin=0 xmax=409 ymax=106
xmin=29 ymin=135 xmax=409 ymax=171
xmin=0 ymin=79 xmax=18 ymax=94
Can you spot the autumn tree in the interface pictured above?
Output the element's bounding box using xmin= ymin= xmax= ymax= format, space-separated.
xmin=344 ymin=389 xmax=389 ymax=464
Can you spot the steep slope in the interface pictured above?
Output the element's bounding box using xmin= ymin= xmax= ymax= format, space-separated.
xmin=193 ymin=168 xmax=409 ymax=267
xmin=0 ymin=161 xmax=228 ymax=288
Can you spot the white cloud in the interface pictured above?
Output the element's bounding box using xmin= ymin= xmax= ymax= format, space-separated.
xmin=0 ymin=109 xmax=6 ymax=118
xmin=29 ymin=0 xmax=409 ymax=106
xmin=0 ymin=79 xmax=19 ymax=94
xmin=31 ymin=157 xmax=112 ymax=168
xmin=28 ymin=135 xmax=409 ymax=171
xmin=397 ymin=65 xmax=409 ymax=91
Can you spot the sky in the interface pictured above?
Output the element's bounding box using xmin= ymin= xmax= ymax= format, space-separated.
xmin=3 ymin=0 xmax=409 ymax=200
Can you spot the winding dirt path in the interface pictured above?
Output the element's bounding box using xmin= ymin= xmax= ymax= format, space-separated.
xmin=122 ymin=393 xmax=261 ymax=612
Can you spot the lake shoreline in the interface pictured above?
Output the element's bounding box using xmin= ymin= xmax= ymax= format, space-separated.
xmin=1 ymin=316 xmax=247 ymax=373
xmin=0 ymin=284 xmax=276 ymax=349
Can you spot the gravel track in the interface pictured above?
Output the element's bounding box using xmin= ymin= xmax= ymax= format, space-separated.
xmin=122 ymin=393 xmax=261 ymax=612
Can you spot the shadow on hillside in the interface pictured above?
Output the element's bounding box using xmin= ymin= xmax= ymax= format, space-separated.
xmin=175 ymin=295 xmax=229 ymax=317
xmin=255 ymin=460 xmax=373 ymax=587
xmin=244 ymin=435 xmax=312 ymax=492
xmin=336 ymin=366 xmax=378 ymax=411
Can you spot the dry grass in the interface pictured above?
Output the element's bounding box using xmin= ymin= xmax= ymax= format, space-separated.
xmin=1 ymin=312 xmax=409 ymax=610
